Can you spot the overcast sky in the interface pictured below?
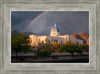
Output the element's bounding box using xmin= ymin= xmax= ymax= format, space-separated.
xmin=11 ymin=11 xmax=89 ymax=35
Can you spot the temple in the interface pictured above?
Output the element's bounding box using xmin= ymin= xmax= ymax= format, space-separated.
xmin=29 ymin=22 xmax=83 ymax=47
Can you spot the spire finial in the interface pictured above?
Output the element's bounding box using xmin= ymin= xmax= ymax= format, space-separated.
xmin=54 ymin=21 xmax=56 ymax=27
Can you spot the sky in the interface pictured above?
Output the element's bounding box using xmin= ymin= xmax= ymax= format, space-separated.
xmin=11 ymin=11 xmax=89 ymax=35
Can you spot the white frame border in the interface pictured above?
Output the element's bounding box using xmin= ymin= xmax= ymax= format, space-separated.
xmin=4 ymin=4 xmax=96 ymax=70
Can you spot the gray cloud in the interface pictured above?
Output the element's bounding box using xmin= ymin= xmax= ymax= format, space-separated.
xmin=12 ymin=11 xmax=89 ymax=35
xmin=25 ymin=11 xmax=89 ymax=35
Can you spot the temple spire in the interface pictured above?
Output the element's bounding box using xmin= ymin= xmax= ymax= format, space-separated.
xmin=54 ymin=21 xmax=56 ymax=27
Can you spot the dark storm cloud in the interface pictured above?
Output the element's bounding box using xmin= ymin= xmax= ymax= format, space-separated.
xmin=11 ymin=11 xmax=43 ymax=32
xmin=11 ymin=11 xmax=89 ymax=35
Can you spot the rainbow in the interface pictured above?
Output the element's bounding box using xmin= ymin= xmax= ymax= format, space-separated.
xmin=24 ymin=11 xmax=46 ymax=32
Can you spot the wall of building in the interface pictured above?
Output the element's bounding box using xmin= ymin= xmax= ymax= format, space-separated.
xmin=29 ymin=34 xmax=38 ymax=46
xmin=59 ymin=35 xmax=70 ymax=43
xmin=38 ymin=36 xmax=47 ymax=43
xmin=29 ymin=34 xmax=83 ymax=47
xmin=59 ymin=35 xmax=83 ymax=45
xmin=71 ymin=38 xmax=83 ymax=45
xmin=46 ymin=36 xmax=64 ymax=44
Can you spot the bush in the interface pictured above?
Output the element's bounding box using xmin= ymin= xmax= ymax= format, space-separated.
xmin=35 ymin=50 xmax=51 ymax=57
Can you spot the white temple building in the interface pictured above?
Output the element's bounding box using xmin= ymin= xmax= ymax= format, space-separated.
xmin=29 ymin=22 xmax=83 ymax=47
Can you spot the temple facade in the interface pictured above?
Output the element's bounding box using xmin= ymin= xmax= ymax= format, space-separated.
xmin=29 ymin=22 xmax=83 ymax=47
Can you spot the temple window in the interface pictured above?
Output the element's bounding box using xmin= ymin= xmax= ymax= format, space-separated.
xmin=42 ymin=41 xmax=44 ymax=43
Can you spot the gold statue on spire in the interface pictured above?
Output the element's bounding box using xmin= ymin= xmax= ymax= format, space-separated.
xmin=54 ymin=21 xmax=56 ymax=27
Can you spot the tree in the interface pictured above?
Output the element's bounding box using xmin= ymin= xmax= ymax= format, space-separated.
xmin=65 ymin=41 xmax=75 ymax=45
xmin=11 ymin=33 xmax=31 ymax=57
xmin=58 ymin=44 xmax=68 ymax=53
xmin=67 ymin=44 xmax=82 ymax=56
xmin=44 ymin=44 xmax=51 ymax=50
xmin=66 ymin=45 xmax=75 ymax=56
xmin=37 ymin=44 xmax=44 ymax=52
xmin=58 ymin=44 xmax=82 ymax=56
xmin=81 ymin=44 xmax=89 ymax=52
xmin=52 ymin=42 xmax=60 ymax=49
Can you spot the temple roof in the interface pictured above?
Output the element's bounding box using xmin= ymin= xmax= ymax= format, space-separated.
xmin=51 ymin=22 xmax=60 ymax=32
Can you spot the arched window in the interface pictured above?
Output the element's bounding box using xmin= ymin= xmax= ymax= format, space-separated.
xmin=61 ymin=41 xmax=62 ymax=45
xmin=48 ymin=40 xmax=50 ymax=43
xmin=42 ymin=41 xmax=44 ymax=43
xmin=54 ymin=39 xmax=58 ymax=43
